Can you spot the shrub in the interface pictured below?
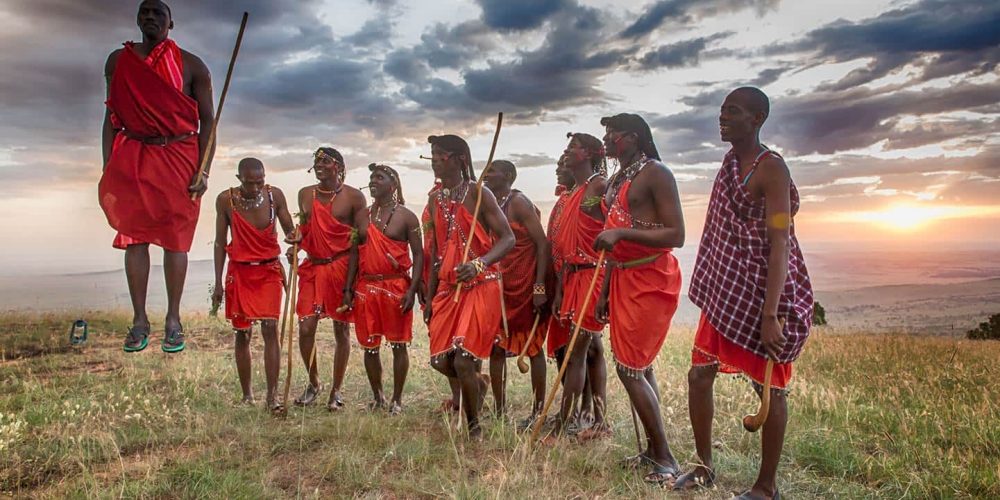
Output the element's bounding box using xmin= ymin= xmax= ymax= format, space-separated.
xmin=966 ymin=313 xmax=1000 ymax=340
xmin=813 ymin=301 xmax=827 ymax=326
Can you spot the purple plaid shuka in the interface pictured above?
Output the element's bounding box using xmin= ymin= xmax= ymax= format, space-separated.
xmin=689 ymin=149 xmax=814 ymax=363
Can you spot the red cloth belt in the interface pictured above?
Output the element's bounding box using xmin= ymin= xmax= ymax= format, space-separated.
xmin=118 ymin=129 xmax=196 ymax=146
xmin=232 ymin=257 xmax=279 ymax=266
xmin=362 ymin=272 xmax=408 ymax=282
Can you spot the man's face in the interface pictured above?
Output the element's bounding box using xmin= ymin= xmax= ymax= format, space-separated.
xmin=563 ymin=138 xmax=589 ymax=168
xmin=430 ymin=145 xmax=460 ymax=179
xmin=555 ymin=158 xmax=574 ymax=188
xmin=369 ymin=170 xmax=394 ymax=200
xmin=237 ymin=168 xmax=265 ymax=197
xmin=719 ymin=92 xmax=759 ymax=143
xmin=311 ymin=154 xmax=340 ymax=182
xmin=137 ymin=1 xmax=171 ymax=40
xmin=602 ymin=127 xmax=635 ymax=157
xmin=482 ymin=167 xmax=507 ymax=193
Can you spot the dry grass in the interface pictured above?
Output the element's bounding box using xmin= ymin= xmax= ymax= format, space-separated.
xmin=1 ymin=311 xmax=998 ymax=498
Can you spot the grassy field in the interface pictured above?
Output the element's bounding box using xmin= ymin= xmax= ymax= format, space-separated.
xmin=1 ymin=312 xmax=998 ymax=499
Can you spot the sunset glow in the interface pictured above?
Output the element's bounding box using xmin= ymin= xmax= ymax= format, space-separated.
xmin=828 ymin=204 xmax=1000 ymax=232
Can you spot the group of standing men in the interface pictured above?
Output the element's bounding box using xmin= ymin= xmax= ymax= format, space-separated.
xmin=98 ymin=2 xmax=813 ymax=498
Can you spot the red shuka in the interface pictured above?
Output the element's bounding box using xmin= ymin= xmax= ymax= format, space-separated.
xmin=428 ymin=188 xmax=502 ymax=361
xmin=224 ymin=188 xmax=284 ymax=330
xmin=604 ymin=165 xmax=682 ymax=373
xmin=550 ymin=181 xmax=606 ymax=334
xmin=497 ymin=215 xmax=545 ymax=357
xmin=295 ymin=191 xmax=354 ymax=322
xmin=99 ymin=40 xmax=200 ymax=252
xmin=354 ymin=222 xmax=413 ymax=349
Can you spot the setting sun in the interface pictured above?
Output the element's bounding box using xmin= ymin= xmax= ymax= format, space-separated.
xmin=829 ymin=204 xmax=1000 ymax=232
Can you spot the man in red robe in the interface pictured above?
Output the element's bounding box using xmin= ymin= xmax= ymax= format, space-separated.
xmin=100 ymin=0 xmax=215 ymax=353
xmin=290 ymin=148 xmax=368 ymax=411
xmin=482 ymin=160 xmax=549 ymax=422
xmin=549 ymin=133 xmax=610 ymax=439
xmin=355 ymin=164 xmax=423 ymax=415
xmin=423 ymin=134 xmax=514 ymax=439
xmin=676 ymin=88 xmax=813 ymax=500
xmin=211 ymin=158 xmax=298 ymax=412
xmin=593 ymin=113 xmax=685 ymax=485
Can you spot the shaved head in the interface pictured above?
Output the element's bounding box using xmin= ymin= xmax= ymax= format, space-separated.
xmin=238 ymin=157 xmax=264 ymax=176
xmin=492 ymin=160 xmax=517 ymax=182
xmin=139 ymin=0 xmax=171 ymax=18
xmin=732 ymin=86 xmax=770 ymax=121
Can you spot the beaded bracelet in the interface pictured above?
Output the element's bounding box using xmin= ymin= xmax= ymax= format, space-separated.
xmin=533 ymin=283 xmax=546 ymax=295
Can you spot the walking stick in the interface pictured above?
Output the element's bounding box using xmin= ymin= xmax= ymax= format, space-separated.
xmin=498 ymin=273 xmax=510 ymax=338
xmin=743 ymin=319 xmax=784 ymax=432
xmin=190 ymin=12 xmax=249 ymax=200
xmin=276 ymin=242 xmax=300 ymax=417
xmin=528 ymin=250 xmax=606 ymax=448
xmin=516 ymin=314 xmax=542 ymax=374
xmin=453 ymin=112 xmax=503 ymax=303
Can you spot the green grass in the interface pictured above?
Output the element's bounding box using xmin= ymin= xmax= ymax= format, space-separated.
xmin=1 ymin=311 xmax=997 ymax=498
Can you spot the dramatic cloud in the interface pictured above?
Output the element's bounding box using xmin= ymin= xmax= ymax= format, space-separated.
xmin=620 ymin=0 xmax=778 ymax=39
xmin=637 ymin=32 xmax=732 ymax=69
xmin=476 ymin=0 xmax=567 ymax=31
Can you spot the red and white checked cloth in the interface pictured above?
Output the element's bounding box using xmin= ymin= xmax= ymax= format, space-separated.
xmin=689 ymin=149 xmax=814 ymax=363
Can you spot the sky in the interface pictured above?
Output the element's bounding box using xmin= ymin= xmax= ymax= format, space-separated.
xmin=0 ymin=0 xmax=997 ymax=276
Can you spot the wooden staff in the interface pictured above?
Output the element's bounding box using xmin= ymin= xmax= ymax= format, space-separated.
xmin=276 ymin=241 xmax=300 ymax=417
xmin=516 ymin=313 xmax=542 ymax=374
xmin=452 ymin=112 xmax=504 ymax=302
xmin=190 ymin=12 xmax=249 ymax=200
xmin=528 ymin=250 xmax=606 ymax=447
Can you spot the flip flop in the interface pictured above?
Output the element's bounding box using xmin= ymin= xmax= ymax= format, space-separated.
xmin=642 ymin=462 xmax=680 ymax=487
xmin=294 ymin=384 xmax=322 ymax=406
xmin=672 ymin=465 xmax=716 ymax=491
xmin=388 ymin=402 xmax=403 ymax=416
xmin=161 ymin=326 xmax=185 ymax=353
xmin=123 ymin=324 xmax=150 ymax=353
xmin=326 ymin=393 xmax=345 ymax=412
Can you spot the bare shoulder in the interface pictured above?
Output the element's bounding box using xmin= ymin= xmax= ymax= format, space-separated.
xmin=105 ymin=48 xmax=124 ymax=76
xmin=270 ymin=186 xmax=287 ymax=203
xmin=638 ymin=159 xmax=677 ymax=187
xmin=180 ymin=49 xmax=210 ymax=77
xmin=398 ymin=205 xmax=420 ymax=228
xmin=343 ymin=184 xmax=368 ymax=207
xmin=757 ymin=154 xmax=790 ymax=181
xmin=585 ymin=176 xmax=607 ymax=197
xmin=509 ymin=192 xmax=535 ymax=219
xmin=215 ymin=188 xmax=232 ymax=210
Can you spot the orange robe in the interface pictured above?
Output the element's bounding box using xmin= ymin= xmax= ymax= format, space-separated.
xmin=355 ymin=222 xmax=413 ymax=349
xmin=497 ymin=216 xmax=545 ymax=357
xmin=428 ymin=190 xmax=502 ymax=361
xmin=545 ymin=186 xmax=571 ymax=357
xmin=100 ymin=40 xmax=200 ymax=252
xmin=224 ymin=189 xmax=284 ymax=329
xmin=295 ymin=191 xmax=354 ymax=322
xmin=551 ymin=182 xmax=606 ymax=335
xmin=603 ymin=173 xmax=681 ymax=373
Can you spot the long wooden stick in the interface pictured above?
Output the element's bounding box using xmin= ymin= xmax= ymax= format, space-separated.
xmin=277 ymin=242 xmax=300 ymax=417
xmin=452 ymin=112 xmax=504 ymax=302
xmin=497 ymin=273 xmax=510 ymax=338
xmin=190 ymin=12 xmax=249 ymax=200
xmin=516 ymin=314 xmax=542 ymax=374
xmin=528 ymin=250 xmax=605 ymax=447
xmin=742 ymin=359 xmax=774 ymax=432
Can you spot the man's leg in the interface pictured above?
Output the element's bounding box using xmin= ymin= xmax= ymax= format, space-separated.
xmin=329 ymin=320 xmax=351 ymax=409
xmin=363 ymin=347 xmax=385 ymax=408
xmin=431 ymin=352 xmax=460 ymax=413
xmin=557 ymin=333 xmax=592 ymax=433
xmin=587 ymin=336 xmax=609 ymax=429
xmin=260 ymin=320 xmax=281 ymax=409
xmin=488 ymin=344 xmax=506 ymax=417
xmin=529 ymin=352 xmax=546 ymax=416
xmin=295 ymin=315 xmax=322 ymax=405
xmin=163 ymin=249 xmax=187 ymax=332
xmin=124 ymin=243 xmax=151 ymax=330
xmin=750 ymin=390 xmax=787 ymax=498
xmin=684 ymin=364 xmax=718 ymax=483
xmin=617 ymin=366 xmax=679 ymax=478
xmin=234 ymin=328 xmax=254 ymax=402
xmin=123 ymin=244 xmax=151 ymax=351
xmin=389 ymin=344 xmax=409 ymax=411
xmin=453 ymin=352 xmax=484 ymax=437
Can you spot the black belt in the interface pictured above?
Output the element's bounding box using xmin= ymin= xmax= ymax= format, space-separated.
xmin=119 ymin=129 xmax=196 ymax=146
xmin=563 ymin=262 xmax=597 ymax=274
xmin=362 ymin=273 xmax=408 ymax=282
xmin=308 ymin=250 xmax=349 ymax=265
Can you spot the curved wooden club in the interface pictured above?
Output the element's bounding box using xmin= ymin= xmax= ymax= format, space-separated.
xmin=742 ymin=319 xmax=784 ymax=432
xmin=190 ymin=12 xmax=249 ymax=200
xmin=528 ymin=250 xmax=605 ymax=448
xmin=277 ymin=242 xmax=300 ymax=417
xmin=453 ymin=112 xmax=504 ymax=303
xmin=742 ymin=358 xmax=773 ymax=432
xmin=516 ymin=314 xmax=542 ymax=374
